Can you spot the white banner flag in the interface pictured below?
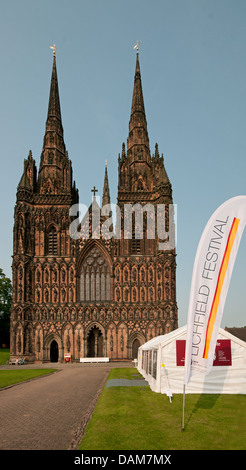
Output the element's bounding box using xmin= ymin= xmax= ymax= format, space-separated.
xmin=184 ymin=196 xmax=246 ymax=385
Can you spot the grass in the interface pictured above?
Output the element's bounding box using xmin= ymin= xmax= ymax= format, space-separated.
xmin=0 ymin=347 xmax=56 ymax=388
xmin=79 ymin=368 xmax=246 ymax=450
xmin=0 ymin=348 xmax=10 ymax=365
xmin=0 ymin=369 xmax=57 ymax=388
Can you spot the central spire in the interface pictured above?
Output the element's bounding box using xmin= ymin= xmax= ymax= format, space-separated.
xmin=127 ymin=50 xmax=150 ymax=163
xmin=102 ymin=161 xmax=111 ymax=207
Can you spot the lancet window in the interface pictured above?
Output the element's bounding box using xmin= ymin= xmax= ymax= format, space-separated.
xmin=46 ymin=226 xmax=58 ymax=255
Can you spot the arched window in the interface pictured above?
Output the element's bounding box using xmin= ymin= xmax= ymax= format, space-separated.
xmin=80 ymin=247 xmax=111 ymax=302
xmin=46 ymin=226 xmax=57 ymax=255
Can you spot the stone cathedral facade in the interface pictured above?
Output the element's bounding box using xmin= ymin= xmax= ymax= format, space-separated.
xmin=10 ymin=51 xmax=178 ymax=363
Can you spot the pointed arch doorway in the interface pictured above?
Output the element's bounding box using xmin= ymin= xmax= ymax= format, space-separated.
xmin=129 ymin=332 xmax=145 ymax=360
xmin=87 ymin=326 xmax=103 ymax=357
xmin=50 ymin=340 xmax=59 ymax=362
xmin=132 ymin=338 xmax=140 ymax=359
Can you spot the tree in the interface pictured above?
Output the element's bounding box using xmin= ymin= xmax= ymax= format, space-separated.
xmin=0 ymin=268 xmax=12 ymax=347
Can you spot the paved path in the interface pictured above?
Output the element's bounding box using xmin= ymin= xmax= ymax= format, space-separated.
xmin=0 ymin=362 xmax=133 ymax=450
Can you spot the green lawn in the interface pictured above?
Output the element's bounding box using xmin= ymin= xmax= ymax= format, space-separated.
xmin=0 ymin=348 xmax=10 ymax=365
xmin=79 ymin=368 xmax=246 ymax=450
xmin=0 ymin=369 xmax=56 ymax=388
xmin=0 ymin=349 xmax=56 ymax=388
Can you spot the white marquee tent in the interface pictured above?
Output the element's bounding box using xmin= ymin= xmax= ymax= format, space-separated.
xmin=137 ymin=325 xmax=246 ymax=395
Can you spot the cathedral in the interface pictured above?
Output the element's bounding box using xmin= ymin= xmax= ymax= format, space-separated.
xmin=10 ymin=48 xmax=178 ymax=363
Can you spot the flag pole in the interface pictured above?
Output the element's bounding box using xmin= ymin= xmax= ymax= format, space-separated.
xmin=182 ymin=384 xmax=185 ymax=430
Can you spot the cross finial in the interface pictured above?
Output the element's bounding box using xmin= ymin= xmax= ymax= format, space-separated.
xmin=133 ymin=41 xmax=141 ymax=53
xmin=91 ymin=186 xmax=98 ymax=197
xmin=50 ymin=44 xmax=57 ymax=56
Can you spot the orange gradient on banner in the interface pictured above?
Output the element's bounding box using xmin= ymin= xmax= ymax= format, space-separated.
xmin=203 ymin=217 xmax=240 ymax=359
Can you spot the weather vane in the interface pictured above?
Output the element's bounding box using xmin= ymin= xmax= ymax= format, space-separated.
xmin=133 ymin=41 xmax=141 ymax=53
xmin=50 ymin=44 xmax=57 ymax=56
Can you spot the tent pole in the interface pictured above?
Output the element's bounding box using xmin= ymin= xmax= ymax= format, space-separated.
xmin=182 ymin=384 xmax=186 ymax=431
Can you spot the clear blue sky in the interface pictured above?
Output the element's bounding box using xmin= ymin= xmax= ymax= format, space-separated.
xmin=0 ymin=0 xmax=245 ymax=328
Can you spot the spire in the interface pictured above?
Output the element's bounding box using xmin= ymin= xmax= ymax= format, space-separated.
xmin=47 ymin=53 xmax=63 ymax=125
xmin=118 ymin=48 xmax=173 ymax=209
xmin=42 ymin=53 xmax=65 ymax=158
xmin=39 ymin=51 xmax=66 ymax=171
xmin=37 ymin=51 xmax=73 ymax=195
xmin=130 ymin=51 xmax=146 ymax=120
xmin=102 ymin=161 xmax=111 ymax=207
xmin=127 ymin=49 xmax=150 ymax=162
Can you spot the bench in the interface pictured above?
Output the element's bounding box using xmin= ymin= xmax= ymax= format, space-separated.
xmin=8 ymin=358 xmax=18 ymax=365
xmin=80 ymin=357 xmax=109 ymax=363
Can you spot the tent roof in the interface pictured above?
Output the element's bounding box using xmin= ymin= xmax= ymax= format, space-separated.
xmin=140 ymin=325 xmax=246 ymax=351
xmin=140 ymin=334 xmax=166 ymax=351
xmin=140 ymin=325 xmax=187 ymax=351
